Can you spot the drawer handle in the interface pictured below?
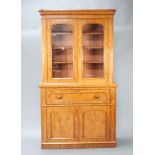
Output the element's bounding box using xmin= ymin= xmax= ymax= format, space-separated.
xmin=56 ymin=95 xmax=63 ymax=99
xmin=94 ymin=95 xmax=100 ymax=99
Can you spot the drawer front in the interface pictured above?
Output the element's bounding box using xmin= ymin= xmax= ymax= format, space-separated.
xmin=46 ymin=89 xmax=110 ymax=104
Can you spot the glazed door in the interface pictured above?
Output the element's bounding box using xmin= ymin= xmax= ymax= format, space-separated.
xmin=47 ymin=19 xmax=78 ymax=82
xmin=46 ymin=106 xmax=79 ymax=142
xmin=79 ymin=105 xmax=111 ymax=142
xmin=78 ymin=19 xmax=109 ymax=82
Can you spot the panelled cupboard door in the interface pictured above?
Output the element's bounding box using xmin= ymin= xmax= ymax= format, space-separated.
xmin=46 ymin=19 xmax=78 ymax=82
xmin=79 ymin=105 xmax=111 ymax=142
xmin=46 ymin=106 xmax=79 ymax=142
xmin=78 ymin=19 xmax=109 ymax=82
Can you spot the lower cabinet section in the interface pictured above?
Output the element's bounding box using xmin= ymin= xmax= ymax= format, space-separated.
xmin=42 ymin=104 xmax=115 ymax=148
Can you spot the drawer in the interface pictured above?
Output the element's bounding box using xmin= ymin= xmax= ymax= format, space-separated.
xmin=46 ymin=89 xmax=110 ymax=104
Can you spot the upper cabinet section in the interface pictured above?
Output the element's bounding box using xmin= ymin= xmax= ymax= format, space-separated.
xmin=39 ymin=10 xmax=116 ymax=84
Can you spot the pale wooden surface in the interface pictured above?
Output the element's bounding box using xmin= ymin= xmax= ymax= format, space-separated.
xmin=39 ymin=9 xmax=116 ymax=16
xmin=39 ymin=9 xmax=116 ymax=149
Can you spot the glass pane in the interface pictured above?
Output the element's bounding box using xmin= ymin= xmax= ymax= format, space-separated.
xmin=83 ymin=24 xmax=104 ymax=78
xmin=51 ymin=24 xmax=73 ymax=78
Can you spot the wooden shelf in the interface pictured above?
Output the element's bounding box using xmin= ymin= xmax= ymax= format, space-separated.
xmin=83 ymin=32 xmax=103 ymax=35
xmin=52 ymin=62 xmax=73 ymax=64
xmin=52 ymin=32 xmax=72 ymax=36
xmin=52 ymin=47 xmax=72 ymax=50
xmin=83 ymin=46 xmax=103 ymax=49
xmin=83 ymin=62 xmax=103 ymax=64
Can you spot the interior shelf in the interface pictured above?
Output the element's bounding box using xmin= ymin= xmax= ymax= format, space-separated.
xmin=52 ymin=32 xmax=72 ymax=35
xmin=83 ymin=62 xmax=103 ymax=64
xmin=83 ymin=32 xmax=103 ymax=35
xmin=52 ymin=62 xmax=73 ymax=64
xmin=52 ymin=47 xmax=73 ymax=50
xmin=83 ymin=46 xmax=103 ymax=49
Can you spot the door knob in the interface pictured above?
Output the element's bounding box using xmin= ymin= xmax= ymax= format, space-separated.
xmin=56 ymin=95 xmax=63 ymax=99
xmin=94 ymin=95 xmax=100 ymax=99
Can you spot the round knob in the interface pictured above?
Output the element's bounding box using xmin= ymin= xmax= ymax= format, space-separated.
xmin=56 ymin=95 xmax=63 ymax=99
xmin=61 ymin=47 xmax=65 ymax=50
xmin=94 ymin=95 xmax=100 ymax=99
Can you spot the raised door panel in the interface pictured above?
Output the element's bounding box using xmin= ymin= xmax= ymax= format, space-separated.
xmin=46 ymin=19 xmax=78 ymax=82
xmin=78 ymin=19 xmax=109 ymax=83
xmin=46 ymin=106 xmax=78 ymax=142
xmin=79 ymin=105 xmax=111 ymax=142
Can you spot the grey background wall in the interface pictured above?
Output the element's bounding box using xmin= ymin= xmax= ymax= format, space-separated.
xmin=21 ymin=0 xmax=133 ymax=155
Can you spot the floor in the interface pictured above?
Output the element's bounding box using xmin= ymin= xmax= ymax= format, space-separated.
xmin=21 ymin=135 xmax=133 ymax=155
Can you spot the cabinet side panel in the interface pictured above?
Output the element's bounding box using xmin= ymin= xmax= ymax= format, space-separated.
xmin=107 ymin=18 xmax=114 ymax=83
xmin=40 ymin=89 xmax=47 ymax=143
xmin=41 ymin=18 xmax=48 ymax=82
xmin=41 ymin=106 xmax=47 ymax=143
xmin=110 ymin=88 xmax=116 ymax=141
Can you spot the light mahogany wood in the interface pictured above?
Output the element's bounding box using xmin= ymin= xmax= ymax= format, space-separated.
xmin=39 ymin=9 xmax=116 ymax=149
xmin=39 ymin=9 xmax=116 ymax=15
xmin=46 ymin=106 xmax=79 ymax=143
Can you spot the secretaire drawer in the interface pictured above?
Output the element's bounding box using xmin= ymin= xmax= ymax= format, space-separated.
xmin=46 ymin=89 xmax=111 ymax=104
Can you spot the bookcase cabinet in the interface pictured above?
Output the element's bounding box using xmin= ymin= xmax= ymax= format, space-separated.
xmin=39 ymin=9 xmax=117 ymax=149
